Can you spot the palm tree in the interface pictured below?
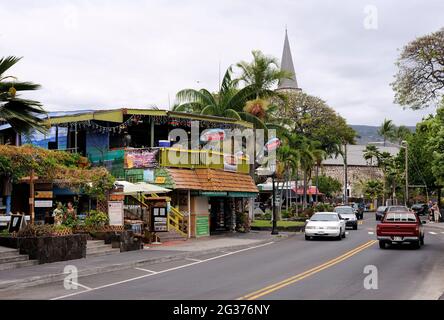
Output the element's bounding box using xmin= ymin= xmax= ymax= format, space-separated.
xmin=174 ymin=67 xmax=268 ymax=128
xmin=378 ymin=119 xmax=395 ymax=146
xmin=363 ymin=145 xmax=380 ymax=166
xmin=0 ymin=56 xmax=47 ymax=133
xmin=236 ymin=50 xmax=292 ymax=99
xmin=393 ymin=125 xmax=411 ymax=145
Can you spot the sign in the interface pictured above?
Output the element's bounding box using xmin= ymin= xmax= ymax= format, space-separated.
xmin=195 ymin=215 xmax=209 ymax=237
xmin=35 ymin=200 xmax=53 ymax=208
xmin=108 ymin=201 xmax=124 ymax=226
xmin=155 ymin=176 xmax=166 ymax=184
xmin=153 ymin=207 xmax=168 ymax=232
xmin=35 ymin=191 xmax=53 ymax=199
xmin=143 ymin=169 xmax=154 ymax=182
xmin=223 ymin=154 xmax=237 ymax=172
xmin=125 ymin=149 xmax=158 ymax=169
xmin=109 ymin=193 xmax=125 ymax=201
xmin=8 ymin=214 xmax=27 ymax=233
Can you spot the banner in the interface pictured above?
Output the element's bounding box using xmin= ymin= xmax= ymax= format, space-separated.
xmin=124 ymin=149 xmax=158 ymax=169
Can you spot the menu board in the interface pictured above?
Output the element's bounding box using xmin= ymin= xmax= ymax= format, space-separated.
xmin=153 ymin=207 xmax=168 ymax=232
xmin=108 ymin=201 xmax=124 ymax=226
xmin=195 ymin=215 xmax=209 ymax=237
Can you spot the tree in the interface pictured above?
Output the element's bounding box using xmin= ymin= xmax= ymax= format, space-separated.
xmin=392 ymin=125 xmax=412 ymax=145
xmin=0 ymin=56 xmax=47 ymax=133
xmin=236 ymin=50 xmax=292 ymax=99
xmin=378 ymin=119 xmax=395 ymax=146
xmin=174 ymin=67 xmax=267 ymax=128
xmin=363 ymin=145 xmax=379 ymax=166
xmin=362 ymin=179 xmax=384 ymax=204
xmin=392 ymin=28 xmax=444 ymax=110
xmin=317 ymin=174 xmax=342 ymax=199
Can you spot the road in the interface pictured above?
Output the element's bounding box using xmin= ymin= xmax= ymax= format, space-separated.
xmin=3 ymin=212 xmax=444 ymax=300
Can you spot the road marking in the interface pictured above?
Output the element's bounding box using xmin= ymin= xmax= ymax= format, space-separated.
xmin=358 ymin=221 xmax=363 ymax=225
xmin=185 ymin=258 xmax=203 ymax=262
xmin=429 ymin=231 xmax=438 ymax=235
xmin=70 ymin=282 xmax=92 ymax=291
xmin=345 ymin=232 xmax=349 ymax=235
xmin=134 ymin=267 xmax=158 ymax=274
xmin=238 ymin=240 xmax=377 ymax=300
xmin=368 ymin=231 xmax=374 ymax=235
xmin=51 ymin=241 xmax=274 ymax=300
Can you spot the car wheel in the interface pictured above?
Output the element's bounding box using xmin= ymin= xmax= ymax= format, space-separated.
xmin=353 ymin=224 xmax=358 ymax=230
xmin=337 ymin=233 xmax=342 ymax=241
xmin=412 ymin=241 xmax=421 ymax=249
xmin=379 ymin=240 xmax=386 ymax=249
xmin=420 ymin=236 xmax=425 ymax=246
xmin=342 ymin=230 xmax=346 ymax=238
xmin=305 ymin=235 xmax=310 ymax=241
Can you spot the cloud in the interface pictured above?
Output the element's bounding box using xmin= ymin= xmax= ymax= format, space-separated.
xmin=0 ymin=0 xmax=442 ymax=125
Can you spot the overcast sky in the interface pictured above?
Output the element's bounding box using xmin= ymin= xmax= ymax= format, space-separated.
xmin=1 ymin=0 xmax=443 ymax=125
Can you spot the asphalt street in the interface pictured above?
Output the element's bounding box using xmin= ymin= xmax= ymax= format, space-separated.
xmin=2 ymin=212 xmax=444 ymax=300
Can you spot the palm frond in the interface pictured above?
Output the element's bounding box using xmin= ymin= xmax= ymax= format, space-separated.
xmin=0 ymin=56 xmax=22 ymax=77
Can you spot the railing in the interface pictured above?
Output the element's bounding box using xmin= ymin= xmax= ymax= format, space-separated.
xmin=159 ymin=148 xmax=250 ymax=174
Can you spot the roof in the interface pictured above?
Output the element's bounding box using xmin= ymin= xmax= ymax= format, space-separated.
xmin=166 ymin=168 xmax=258 ymax=193
xmin=277 ymin=29 xmax=299 ymax=90
xmin=323 ymin=144 xmax=400 ymax=166
xmin=0 ymin=108 xmax=253 ymax=132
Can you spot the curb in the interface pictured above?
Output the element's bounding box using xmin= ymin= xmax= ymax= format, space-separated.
xmin=0 ymin=233 xmax=294 ymax=291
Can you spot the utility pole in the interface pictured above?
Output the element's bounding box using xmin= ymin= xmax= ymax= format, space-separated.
xmin=343 ymin=143 xmax=348 ymax=204
xmin=403 ymin=141 xmax=408 ymax=206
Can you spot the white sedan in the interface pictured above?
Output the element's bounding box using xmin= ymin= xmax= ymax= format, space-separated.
xmin=305 ymin=212 xmax=346 ymax=240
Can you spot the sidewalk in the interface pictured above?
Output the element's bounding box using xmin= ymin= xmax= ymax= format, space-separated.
xmin=0 ymin=231 xmax=293 ymax=291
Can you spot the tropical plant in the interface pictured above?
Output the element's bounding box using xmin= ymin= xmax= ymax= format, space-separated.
xmin=317 ymin=174 xmax=342 ymax=199
xmin=393 ymin=125 xmax=412 ymax=145
xmin=378 ymin=119 xmax=396 ymax=146
xmin=362 ymin=179 xmax=384 ymax=203
xmin=84 ymin=210 xmax=109 ymax=228
xmin=363 ymin=145 xmax=379 ymax=166
xmin=0 ymin=56 xmax=47 ymax=133
xmin=236 ymin=50 xmax=292 ymax=99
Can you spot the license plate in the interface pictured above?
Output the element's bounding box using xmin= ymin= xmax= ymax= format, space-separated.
xmin=318 ymin=231 xmax=324 ymax=234
xmin=394 ymin=236 xmax=402 ymax=241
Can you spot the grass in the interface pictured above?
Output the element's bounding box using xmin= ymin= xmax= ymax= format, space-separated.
xmin=251 ymin=220 xmax=305 ymax=228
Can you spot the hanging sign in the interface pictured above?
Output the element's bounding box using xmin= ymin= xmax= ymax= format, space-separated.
xmin=35 ymin=191 xmax=53 ymax=199
xmin=152 ymin=207 xmax=168 ymax=232
xmin=35 ymin=200 xmax=53 ymax=208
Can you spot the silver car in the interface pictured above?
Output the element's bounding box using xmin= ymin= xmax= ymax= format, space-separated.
xmin=334 ymin=206 xmax=358 ymax=230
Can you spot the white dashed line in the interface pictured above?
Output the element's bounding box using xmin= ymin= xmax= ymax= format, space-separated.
xmin=368 ymin=231 xmax=374 ymax=235
xmin=429 ymin=231 xmax=438 ymax=235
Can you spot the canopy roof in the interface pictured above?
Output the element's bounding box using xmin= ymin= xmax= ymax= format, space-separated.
xmin=114 ymin=180 xmax=171 ymax=195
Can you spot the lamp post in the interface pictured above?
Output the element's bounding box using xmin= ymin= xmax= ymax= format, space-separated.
xmin=270 ymin=163 xmax=278 ymax=235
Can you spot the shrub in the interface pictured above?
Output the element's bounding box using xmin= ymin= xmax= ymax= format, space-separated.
xmin=84 ymin=210 xmax=109 ymax=228
xmin=17 ymin=224 xmax=72 ymax=237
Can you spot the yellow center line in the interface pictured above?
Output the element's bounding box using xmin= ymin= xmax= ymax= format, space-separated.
xmin=238 ymin=240 xmax=378 ymax=300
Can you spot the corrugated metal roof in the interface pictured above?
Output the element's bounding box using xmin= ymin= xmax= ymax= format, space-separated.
xmin=323 ymin=144 xmax=400 ymax=166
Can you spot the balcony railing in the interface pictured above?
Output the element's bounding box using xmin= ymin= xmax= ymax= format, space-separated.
xmin=159 ymin=148 xmax=250 ymax=174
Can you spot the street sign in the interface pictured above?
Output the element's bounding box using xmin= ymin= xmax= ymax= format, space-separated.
xmin=195 ymin=215 xmax=209 ymax=237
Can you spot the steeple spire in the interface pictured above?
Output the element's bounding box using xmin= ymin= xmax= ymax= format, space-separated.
xmin=278 ymin=29 xmax=300 ymax=91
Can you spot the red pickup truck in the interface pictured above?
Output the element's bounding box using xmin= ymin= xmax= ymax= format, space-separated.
xmin=376 ymin=211 xmax=425 ymax=249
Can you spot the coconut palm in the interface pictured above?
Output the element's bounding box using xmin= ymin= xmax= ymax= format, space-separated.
xmin=393 ymin=125 xmax=412 ymax=145
xmin=0 ymin=56 xmax=47 ymax=133
xmin=236 ymin=50 xmax=292 ymax=99
xmin=174 ymin=67 xmax=268 ymax=128
xmin=363 ymin=145 xmax=380 ymax=166
xmin=378 ymin=119 xmax=395 ymax=146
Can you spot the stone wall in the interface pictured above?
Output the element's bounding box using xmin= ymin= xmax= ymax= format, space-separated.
xmin=320 ymin=165 xmax=383 ymax=198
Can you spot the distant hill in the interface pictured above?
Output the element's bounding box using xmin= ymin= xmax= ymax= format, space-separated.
xmin=350 ymin=125 xmax=415 ymax=145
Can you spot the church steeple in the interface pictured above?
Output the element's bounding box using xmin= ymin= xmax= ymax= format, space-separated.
xmin=277 ymin=29 xmax=300 ymax=91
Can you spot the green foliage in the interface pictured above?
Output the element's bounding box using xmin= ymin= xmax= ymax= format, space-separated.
xmin=0 ymin=56 xmax=47 ymax=133
xmin=313 ymin=203 xmax=334 ymax=212
xmin=362 ymin=180 xmax=384 ymax=201
xmin=317 ymin=175 xmax=342 ymax=198
xmin=84 ymin=210 xmax=109 ymax=228
xmin=16 ymin=224 xmax=72 ymax=237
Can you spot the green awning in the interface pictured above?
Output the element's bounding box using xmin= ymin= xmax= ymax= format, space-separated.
xmin=227 ymin=192 xmax=258 ymax=198
xmin=200 ymin=191 xmax=228 ymax=197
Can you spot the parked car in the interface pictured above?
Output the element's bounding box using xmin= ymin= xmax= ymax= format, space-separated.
xmin=334 ymin=206 xmax=358 ymax=230
xmin=375 ymin=206 xmax=387 ymax=221
xmin=305 ymin=212 xmax=346 ymax=240
xmin=376 ymin=211 xmax=425 ymax=249
xmin=411 ymin=203 xmax=429 ymax=216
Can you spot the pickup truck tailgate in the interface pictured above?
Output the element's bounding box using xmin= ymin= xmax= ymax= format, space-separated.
xmin=377 ymin=223 xmax=418 ymax=236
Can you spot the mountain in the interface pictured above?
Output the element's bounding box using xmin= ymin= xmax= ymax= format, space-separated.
xmin=350 ymin=125 xmax=416 ymax=145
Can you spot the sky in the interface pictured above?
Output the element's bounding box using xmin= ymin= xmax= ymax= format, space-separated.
xmin=1 ymin=0 xmax=443 ymax=126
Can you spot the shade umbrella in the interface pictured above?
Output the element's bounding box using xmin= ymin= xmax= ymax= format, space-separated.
xmin=114 ymin=181 xmax=171 ymax=195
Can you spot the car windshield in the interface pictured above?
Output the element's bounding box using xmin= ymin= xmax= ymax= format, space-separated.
xmin=387 ymin=206 xmax=409 ymax=212
xmin=384 ymin=212 xmax=417 ymax=222
xmin=377 ymin=206 xmax=387 ymax=212
xmin=334 ymin=207 xmax=354 ymax=214
xmin=311 ymin=214 xmax=339 ymax=221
